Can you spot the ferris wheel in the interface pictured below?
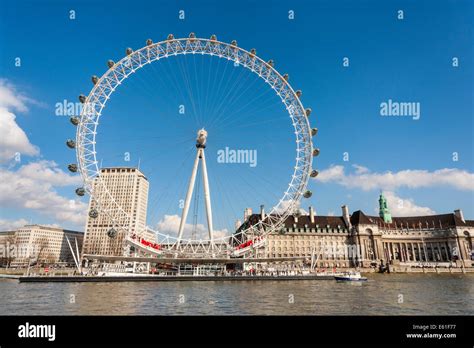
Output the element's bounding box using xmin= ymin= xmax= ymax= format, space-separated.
xmin=66 ymin=33 xmax=319 ymax=258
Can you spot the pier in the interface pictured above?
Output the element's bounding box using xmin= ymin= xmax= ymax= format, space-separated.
xmin=18 ymin=274 xmax=335 ymax=283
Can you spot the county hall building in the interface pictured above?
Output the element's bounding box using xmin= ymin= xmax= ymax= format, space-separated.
xmin=240 ymin=193 xmax=473 ymax=269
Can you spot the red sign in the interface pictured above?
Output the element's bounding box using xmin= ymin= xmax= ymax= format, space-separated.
xmin=44 ymin=268 xmax=49 ymax=273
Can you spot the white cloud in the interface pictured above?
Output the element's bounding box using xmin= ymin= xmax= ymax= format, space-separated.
xmin=316 ymin=164 xmax=474 ymax=191
xmin=0 ymin=79 xmax=30 ymax=112
xmin=0 ymin=161 xmax=87 ymax=227
xmin=16 ymin=160 xmax=80 ymax=186
xmin=0 ymin=79 xmax=45 ymax=112
xmin=353 ymin=164 xmax=369 ymax=174
xmin=156 ymin=214 xmax=229 ymax=240
xmin=0 ymin=218 xmax=29 ymax=231
xmin=0 ymin=80 xmax=85 ymax=229
xmin=379 ymin=191 xmax=436 ymax=216
xmin=316 ymin=165 xmax=345 ymax=181
xmin=0 ymin=108 xmax=39 ymax=163
xmin=273 ymin=200 xmax=308 ymax=215
xmin=0 ymin=79 xmax=41 ymax=163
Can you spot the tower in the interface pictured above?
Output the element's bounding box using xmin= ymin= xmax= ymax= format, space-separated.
xmin=379 ymin=192 xmax=392 ymax=223
xmin=82 ymin=167 xmax=149 ymax=256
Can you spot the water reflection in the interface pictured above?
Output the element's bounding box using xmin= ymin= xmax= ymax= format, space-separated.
xmin=0 ymin=274 xmax=472 ymax=315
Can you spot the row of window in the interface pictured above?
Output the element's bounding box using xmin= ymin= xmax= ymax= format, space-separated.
xmin=270 ymin=235 xmax=347 ymax=241
xmin=282 ymin=227 xmax=348 ymax=234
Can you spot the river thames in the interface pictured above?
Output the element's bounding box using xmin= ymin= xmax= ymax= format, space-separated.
xmin=0 ymin=274 xmax=472 ymax=315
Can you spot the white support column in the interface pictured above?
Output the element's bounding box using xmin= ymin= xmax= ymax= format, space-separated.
xmin=177 ymin=149 xmax=201 ymax=244
xmin=200 ymin=149 xmax=214 ymax=247
xmin=177 ymin=129 xmax=214 ymax=251
xmin=75 ymin=237 xmax=82 ymax=273
xmin=65 ymin=236 xmax=80 ymax=272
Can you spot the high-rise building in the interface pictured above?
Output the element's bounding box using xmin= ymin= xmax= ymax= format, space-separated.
xmin=82 ymin=167 xmax=150 ymax=256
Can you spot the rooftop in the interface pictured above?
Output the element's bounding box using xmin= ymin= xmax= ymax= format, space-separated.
xmin=15 ymin=224 xmax=83 ymax=234
xmin=351 ymin=210 xmax=473 ymax=229
xmin=99 ymin=167 xmax=148 ymax=180
xmin=239 ymin=209 xmax=473 ymax=232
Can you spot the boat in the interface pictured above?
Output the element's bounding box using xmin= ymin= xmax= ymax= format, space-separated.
xmin=316 ymin=270 xmax=345 ymax=277
xmin=334 ymin=271 xmax=368 ymax=282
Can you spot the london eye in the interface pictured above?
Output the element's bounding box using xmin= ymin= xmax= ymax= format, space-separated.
xmin=68 ymin=34 xmax=318 ymax=258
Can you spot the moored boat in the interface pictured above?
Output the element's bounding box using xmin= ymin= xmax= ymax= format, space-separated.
xmin=334 ymin=271 xmax=368 ymax=282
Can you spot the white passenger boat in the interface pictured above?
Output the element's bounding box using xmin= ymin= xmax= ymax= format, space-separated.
xmin=334 ymin=271 xmax=368 ymax=282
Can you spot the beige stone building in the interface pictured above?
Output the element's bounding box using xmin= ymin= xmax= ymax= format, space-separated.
xmin=82 ymin=167 xmax=152 ymax=257
xmin=351 ymin=208 xmax=473 ymax=268
xmin=240 ymin=194 xmax=473 ymax=269
xmin=0 ymin=225 xmax=83 ymax=266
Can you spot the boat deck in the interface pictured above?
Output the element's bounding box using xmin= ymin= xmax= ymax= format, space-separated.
xmin=18 ymin=274 xmax=336 ymax=283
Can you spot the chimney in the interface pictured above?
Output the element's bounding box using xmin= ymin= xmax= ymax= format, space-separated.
xmin=454 ymin=209 xmax=465 ymax=223
xmin=260 ymin=205 xmax=265 ymax=220
xmin=244 ymin=208 xmax=253 ymax=221
xmin=234 ymin=219 xmax=242 ymax=230
xmin=342 ymin=205 xmax=352 ymax=229
xmin=309 ymin=206 xmax=315 ymax=224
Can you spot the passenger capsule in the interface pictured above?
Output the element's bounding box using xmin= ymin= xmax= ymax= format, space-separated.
xmin=210 ymin=34 xmax=217 ymax=41
xmin=126 ymin=47 xmax=133 ymax=56
xmin=78 ymin=95 xmax=86 ymax=104
xmin=66 ymin=139 xmax=76 ymax=149
xmin=250 ymin=48 xmax=257 ymax=56
xmin=267 ymin=59 xmax=274 ymax=67
xmin=283 ymin=74 xmax=289 ymax=81
xmin=167 ymin=34 xmax=174 ymax=40
xmin=107 ymin=60 xmax=115 ymax=68
xmin=303 ymin=190 xmax=313 ymax=199
xmin=189 ymin=32 xmax=196 ymax=38
xmin=75 ymin=188 xmax=85 ymax=196
xmin=312 ymin=148 xmax=320 ymax=157
xmin=68 ymin=164 xmax=78 ymax=173
xmin=89 ymin=209 xmax=99 ymax=219
xmin=107 ymin=228 xmax=117 ymax=238
xmin=295 ymin=90 xmax=302 ymax=98
xmin=305 ymin=108 xmax=312 ymax=117
xmin=311 ymin=127 xmax=318 ymax=136
xmin=70 ymin=116 xmax=80 ymax=126
xmin=231 ymin=40 xmax=237 ymax=47
xmin=91 ymin=75 xmax=99 ymax=85
xmin=310 ymin=169 xmax=319 ymax=178
xmin=146 ymin=39 xmax=153 ymax=46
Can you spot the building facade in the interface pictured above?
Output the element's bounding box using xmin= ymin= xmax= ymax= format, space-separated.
xmin=0 ymin=225 xmax=83 ymax=266
xmin=0 ymin=230 xmax=17 ymax=266
xmin=82 ymin=167 xmax=151 ymax=257
xmin=240 ymin=194 xmax=473 ymax=268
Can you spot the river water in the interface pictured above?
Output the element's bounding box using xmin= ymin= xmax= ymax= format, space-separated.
xmin=0 ymin=274 xmax=472 ymax=315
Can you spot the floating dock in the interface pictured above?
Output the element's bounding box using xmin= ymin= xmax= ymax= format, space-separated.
xmin=18 ymin=274 xmax=336 ymax=283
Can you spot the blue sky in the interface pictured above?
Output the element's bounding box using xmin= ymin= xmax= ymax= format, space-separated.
xmin=0 ymin=0 xmax=473 ymax=234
